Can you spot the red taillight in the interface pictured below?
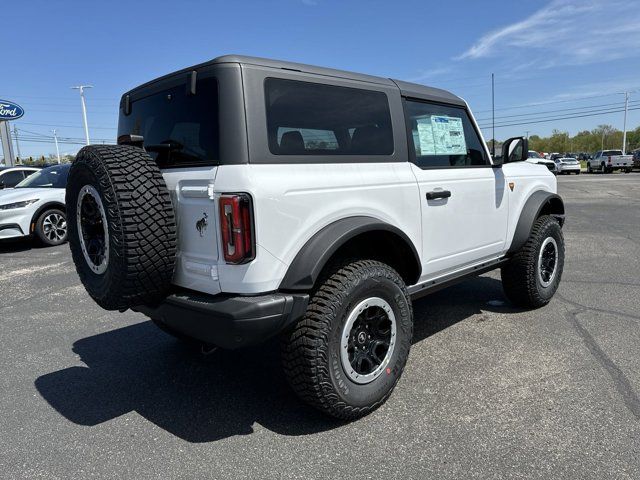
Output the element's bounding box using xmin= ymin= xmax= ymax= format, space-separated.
xmin=219 ymin=193 xmax=255 ymax=264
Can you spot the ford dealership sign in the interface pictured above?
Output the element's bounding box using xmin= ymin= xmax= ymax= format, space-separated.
xmin=0 ymin=100 xmax=24 ymax=120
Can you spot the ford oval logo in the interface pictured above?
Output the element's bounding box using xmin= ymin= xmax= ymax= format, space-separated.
xmin=0 ymin=100 xmax=24 ymax=120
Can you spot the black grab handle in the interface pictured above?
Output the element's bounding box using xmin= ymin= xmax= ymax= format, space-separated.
xmin=426 ymin=190 xmax=451 ymax=200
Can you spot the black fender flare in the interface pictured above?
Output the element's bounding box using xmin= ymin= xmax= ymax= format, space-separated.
xmin=29 ymin=202 xmax=66 ymax=234
xmin=508 ymin=191 xmax=564 ymax=254
xmin=279 ymin=216 xmax=421 ymax=291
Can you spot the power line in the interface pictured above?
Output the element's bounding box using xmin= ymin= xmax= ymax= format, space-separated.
xmin=478 ymin=106 xmax=640 ymax=130
xmin=16 ymin=121 xmax=117 ymax=130
xmin=472 ymin=91 xmax=639 ymax=114
xmin=474 ymin=100 xmax=640 ymax=123
xmin=477 ymin=104 xmax=640 ymax=128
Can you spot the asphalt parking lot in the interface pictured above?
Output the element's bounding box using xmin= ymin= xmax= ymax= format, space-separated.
xmin=1 ymin=173 xmax=639 ymax=479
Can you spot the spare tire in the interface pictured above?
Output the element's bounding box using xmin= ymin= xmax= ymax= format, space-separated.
xmin=66 ymin=145 xmax=177 ymax=311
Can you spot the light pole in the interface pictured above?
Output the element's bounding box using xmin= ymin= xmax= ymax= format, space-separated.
xmin=12 ymin=125 xmax=22 ymax=163
xmin=52 ymin=129 xmax=61 ymax=164
xmin=622 ymin=92 xmax=629 ymax=154
xmin=491 ymin=73 xmax=495 ymax=158
xmin=71 ymin=85 xmax=93 ymax=145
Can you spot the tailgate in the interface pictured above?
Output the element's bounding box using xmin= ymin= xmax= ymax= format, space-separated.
xmin=613 ymin=155 xmax=633 ymax=166
xmin=162 ymin=169 xmax=222 ymax=295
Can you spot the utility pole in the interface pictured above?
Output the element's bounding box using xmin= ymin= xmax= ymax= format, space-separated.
xmin=12 ymin=125 xmax=22 ymax=164
xmin=71 ymin=85 xmax=93 ymax=145
xmin=622 ymin=91 xmax=629 ymax=154
xmin=525 ymin=130 xmax=530 ymax=140
xmin=0 ymin=122 xmax=15 ymax=167
xmin=601 ymin=129 xmax=605 ymax=150
xmin=491 ymin=73 xmax=495 ymax=158
xmin=52 ymin=129 xmax=61 ymax=164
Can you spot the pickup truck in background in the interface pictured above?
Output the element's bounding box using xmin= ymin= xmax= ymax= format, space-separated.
xmin=587 ymin=150 xmax=633 ymax=174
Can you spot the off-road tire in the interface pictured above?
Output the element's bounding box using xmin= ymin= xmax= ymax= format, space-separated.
xmin=501 ymin=215 xmax=564 ymax=308
xmin=34 ymin=208 xmax=68 ymax=246
xmin=282 ymin=259 xmax=413 ymax=420
xmin=66 ymin=145 xmax=177 ymax=311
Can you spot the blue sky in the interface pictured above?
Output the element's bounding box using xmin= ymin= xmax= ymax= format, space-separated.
xmin=4 ymin=0 xmax=640 ymax=158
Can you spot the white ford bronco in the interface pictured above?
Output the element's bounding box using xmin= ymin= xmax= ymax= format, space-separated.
xmin=66 ymin=55 xmax=565 ymax=419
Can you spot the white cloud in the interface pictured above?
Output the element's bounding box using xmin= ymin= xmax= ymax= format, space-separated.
xmin=457 ymin=0 xmax=640 ymax=68
xmin=408 ymin=66 xmax=453 ymax=82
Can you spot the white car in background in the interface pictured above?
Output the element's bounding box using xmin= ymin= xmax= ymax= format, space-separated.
xmin=0 ymin=166 xmax=40 ymax=189
xmin=554 ymin=157 xmax=581 ymax=174
xmin=0 ymin=163 xmax=70 ymax=246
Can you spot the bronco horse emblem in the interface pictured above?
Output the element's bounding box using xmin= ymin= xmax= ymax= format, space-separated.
xmin=196 ymin=213 xmax=208 ymax=237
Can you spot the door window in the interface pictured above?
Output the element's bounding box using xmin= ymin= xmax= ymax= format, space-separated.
xmin=404 ymin=100 xmax=489 ymax=168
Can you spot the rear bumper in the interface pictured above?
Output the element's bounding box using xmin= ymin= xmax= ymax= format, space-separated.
xmin=133 ymin=290 xmax=309 ymax=349
xmin=558 ymin=164 xmax=580 ymax=171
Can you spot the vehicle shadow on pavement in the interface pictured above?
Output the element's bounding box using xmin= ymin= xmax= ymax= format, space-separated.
xmin=35 ymin=322 xmax=344 ymax=442
xmin=0 ymin=239 xmax=35 ymax=253
xmin=34 ymin=275 xmax=512 ymax=443
xmin=411 ymin=275 xmax=513 ymax=343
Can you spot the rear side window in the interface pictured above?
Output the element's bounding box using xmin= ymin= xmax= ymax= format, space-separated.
xmin=404 ymin=99 xmax=489 ymax=168
xmin=118 ymin=77 xmax=219 ymax=167
xmin=1 ymin=170 xmax=25 ymax=187
xmin=265 ymin=78 xmax=393 ymax=156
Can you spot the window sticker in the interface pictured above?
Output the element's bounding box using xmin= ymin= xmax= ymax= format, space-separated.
xmin=416 ymin=115 xmax=467 ymax=155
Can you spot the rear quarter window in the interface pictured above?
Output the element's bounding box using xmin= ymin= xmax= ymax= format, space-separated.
xmin=265 ymin=78 xmax=394 ymax=157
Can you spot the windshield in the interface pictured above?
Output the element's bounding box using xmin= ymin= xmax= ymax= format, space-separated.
xmin=118 ymin=76 xmax=219 ymax=167
xmin=527 ymin=151 xmax=543 ymax=159
xmin=15 ymin=164 xmax=70 ymax=189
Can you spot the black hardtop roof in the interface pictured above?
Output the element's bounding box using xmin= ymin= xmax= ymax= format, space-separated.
xmin=124 ymin=54 xmax=466 ymax=106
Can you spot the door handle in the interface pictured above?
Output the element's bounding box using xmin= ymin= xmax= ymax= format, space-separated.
xmin=426 ymin=190 xmax=451 ymax=200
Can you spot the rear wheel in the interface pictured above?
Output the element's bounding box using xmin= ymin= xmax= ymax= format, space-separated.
xmin=501 ymin=215 xmax=564 ymax=308
xmin=34 ymin=208 xmax=67 ymax=246
xmin=282 ymin=259 xmax=413 ymax=419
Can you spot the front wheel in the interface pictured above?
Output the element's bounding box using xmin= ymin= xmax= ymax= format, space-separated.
xmin=501 ymin=215 xmax=564 ymax=308
xmin=34 ymin=208 xmax=68 ymax=246
xmin=282 ymin=259 xmax=413 ymax=419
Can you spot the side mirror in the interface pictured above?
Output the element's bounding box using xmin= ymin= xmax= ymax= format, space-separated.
xmin=502 ymin=136 xmax=529 ymax=163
